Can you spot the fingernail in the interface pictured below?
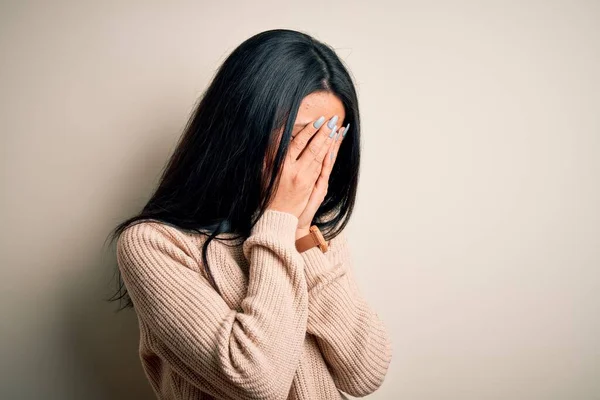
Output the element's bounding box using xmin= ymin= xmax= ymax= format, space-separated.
xmin=330 ymin=150 xmax=334 ymax=160
xmin=329 ymin=125 xmax=338 ymax=138
xmin=327 ymin=115 xmax=339 ymax=129
xmin=342 ymin=123 xmax=350 ymax=138
xmin=313 ymin=116 xmax=325 ymax=129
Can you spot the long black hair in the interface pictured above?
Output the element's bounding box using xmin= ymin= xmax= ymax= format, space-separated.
xmin=105 ymin=28 xmax=361 ymax=310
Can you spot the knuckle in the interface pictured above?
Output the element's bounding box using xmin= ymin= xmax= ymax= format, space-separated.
xmin=293 ymin=141 xmax=304 ymax=152
xmin=291 ymin=171 xmax=301 ymax=183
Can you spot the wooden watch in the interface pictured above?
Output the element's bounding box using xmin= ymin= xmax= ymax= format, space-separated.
xmin=295 ymin=225 xmax=329 ymax=253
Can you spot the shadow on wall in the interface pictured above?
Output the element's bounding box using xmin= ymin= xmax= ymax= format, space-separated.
xmin=60 ymin=251 xmax=155 ymax=399
xmin=55 ymin=132 xmax=169 ymax=399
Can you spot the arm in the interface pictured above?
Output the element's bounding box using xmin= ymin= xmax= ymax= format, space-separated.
xmin=299 ymin=229 xmax=393 ymax=397
xmin=116 ymin=209 xmax=308 ymax=400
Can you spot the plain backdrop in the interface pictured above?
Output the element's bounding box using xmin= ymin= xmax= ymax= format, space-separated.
xmin=1 ymin=1 xmax=599 ymax=399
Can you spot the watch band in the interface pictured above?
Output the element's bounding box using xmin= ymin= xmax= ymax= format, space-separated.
xmin=296 ymin=233 xmax=318 ymax=253
xmin=295 ymin=225 xmax=329 ymax=253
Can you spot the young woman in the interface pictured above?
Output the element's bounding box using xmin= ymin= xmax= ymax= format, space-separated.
xmin=107 ymin=28 xmax=392 ymax=400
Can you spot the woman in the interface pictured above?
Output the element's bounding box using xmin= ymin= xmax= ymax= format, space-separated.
xmin=107 ymin=28 xmax=392 ymax=400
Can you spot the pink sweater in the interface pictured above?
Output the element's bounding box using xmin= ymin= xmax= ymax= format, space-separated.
xmin=116 ymin=209 xmax=392 ymax=399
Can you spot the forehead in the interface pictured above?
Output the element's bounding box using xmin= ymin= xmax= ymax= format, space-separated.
xmin=294 ymin=91 xmax=345 ymax=126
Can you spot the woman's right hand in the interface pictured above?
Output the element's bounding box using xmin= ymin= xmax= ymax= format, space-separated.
xmin=266 ymin=115 xmax=339 ymax=218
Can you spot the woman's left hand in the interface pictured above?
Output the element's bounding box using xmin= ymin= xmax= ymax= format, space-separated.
xmin=296 ymin=124 xmax=348 ymax=238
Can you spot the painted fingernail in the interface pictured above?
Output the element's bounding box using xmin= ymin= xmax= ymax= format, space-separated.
xmin=329 ymin=125 xmax=338 ymax=138
xmin=330 ymin=150 xmax=334 ymax=160
xmin=327 ymin=115 xmax=339 ymax=129
xmin=313 ymin=116 xmax=325 ymax=129
xmin=342 ymin=123 xmax=350 ymax=138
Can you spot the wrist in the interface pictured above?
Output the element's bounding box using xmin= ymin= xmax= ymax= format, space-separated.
xmin=295 ymin=227 xmax=310 ymax=240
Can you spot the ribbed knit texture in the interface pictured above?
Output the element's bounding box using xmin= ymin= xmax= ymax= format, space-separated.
xmin=116 ymin=209 xmax=392 ymax=399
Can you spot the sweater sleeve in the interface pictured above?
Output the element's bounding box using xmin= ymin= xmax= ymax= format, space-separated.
xmin=299 ymin=229 xmax=393 ymax=397
xmin=116 ymin=209 xmax=308 ymax=400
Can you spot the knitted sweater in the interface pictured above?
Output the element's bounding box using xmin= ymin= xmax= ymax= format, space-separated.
xmin=116 ymin=209 xmax=392 ymax=399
